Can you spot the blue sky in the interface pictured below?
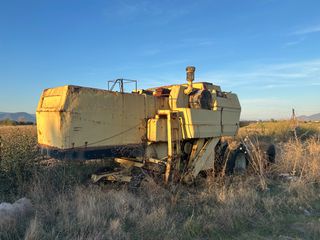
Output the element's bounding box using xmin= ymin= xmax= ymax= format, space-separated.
xmin=0 ymin=0 xmax=319 ymax=119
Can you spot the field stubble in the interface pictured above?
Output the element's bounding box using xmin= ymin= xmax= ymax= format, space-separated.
xmin=0 ymin=122 xmax=320 ymax=240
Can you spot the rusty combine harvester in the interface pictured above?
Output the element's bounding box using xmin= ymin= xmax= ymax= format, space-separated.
xmin=36 ymin=66 xmax=244 ymax=184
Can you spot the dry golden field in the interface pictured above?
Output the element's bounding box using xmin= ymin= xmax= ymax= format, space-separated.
xmin=0 ymin=122 xmax=320 ymax=240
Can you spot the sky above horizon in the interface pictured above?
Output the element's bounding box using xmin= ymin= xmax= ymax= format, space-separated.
xmin=0 ymin=0 xmax=319 ymax=120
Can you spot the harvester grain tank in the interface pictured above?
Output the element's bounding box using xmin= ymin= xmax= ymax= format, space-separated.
xmin=36 ymin=66 xmax=242 ymax=184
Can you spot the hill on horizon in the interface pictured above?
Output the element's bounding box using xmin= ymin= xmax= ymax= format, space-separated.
xmin=297 ymin=113 xmax=320 ymax=121
xmin=0 ymin=112 xmax=36 ymax=123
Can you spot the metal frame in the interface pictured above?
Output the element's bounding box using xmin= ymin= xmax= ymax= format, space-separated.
xmin=107 ymin=79 xmax=138 ymax=93
xmin=157 ymin=110 xmax=181 ymax=183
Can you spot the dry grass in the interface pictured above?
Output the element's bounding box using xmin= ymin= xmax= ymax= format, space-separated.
xmin=239 ymin=120 xmax=320 ymax=141
xmin=8 ymin=176 xmax=319 ymax=240
xmin=1 ymin=123 xmax=320 ymax=239
xmin=0 ymin=126 xmax=39 ymax=200
xmin=276 ymin=137 xmax=320 ymax=182
xmin=239 ymin=121 xmax=320 ymax=182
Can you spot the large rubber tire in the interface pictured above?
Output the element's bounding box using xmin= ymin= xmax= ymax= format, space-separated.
xmin=226 ymin=144 xmax=249 ymax=175
xmin=214 ymin=141 xmax=229 ymax=173
xmin=266 ymin=144 xmax=276 ymax=164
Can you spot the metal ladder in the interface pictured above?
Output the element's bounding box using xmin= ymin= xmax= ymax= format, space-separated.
xmin=157 ymin=110 xmax=181 ymax=183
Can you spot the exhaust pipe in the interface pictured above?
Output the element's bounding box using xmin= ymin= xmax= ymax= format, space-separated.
xmin=184 ymin=66 xmax=195 ymax=95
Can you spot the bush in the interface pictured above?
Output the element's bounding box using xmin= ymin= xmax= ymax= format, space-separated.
xmin=0 ymin=119 xmax=17 ymax=126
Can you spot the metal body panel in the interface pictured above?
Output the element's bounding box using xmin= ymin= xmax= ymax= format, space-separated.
xmin=191 ymin=138 xmax=219 ymax=174
xmin=37 ymin=85 xmax=159 ymax=150
xmin=212 ymin=92 xmax=241 ymax=136
xmin=168 ymin=85 xmax=189 ymax=109
xmin=36 ymin=111 xmax=65 ymax=148
xmin=36 ymin=86 xmax=69 ymax=148
xmin=179 ymin=108 xmax=222 ymax=139
xmin=147 ymin=118 xmax=167 ymax=142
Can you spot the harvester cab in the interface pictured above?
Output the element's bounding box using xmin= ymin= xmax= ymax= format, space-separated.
xmin=36 ymin=66 xmax=242 ymax=184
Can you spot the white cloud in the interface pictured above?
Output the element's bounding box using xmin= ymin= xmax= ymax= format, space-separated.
xmin=195 ymin=59 xmax=320 ymax=119
xmin=199 ymin=59 xmax=320 ymax=90
xmin=284 ymin=37 xmax=305 ymax=47
xmin=292 ymin=24 xmax=320 ymax=35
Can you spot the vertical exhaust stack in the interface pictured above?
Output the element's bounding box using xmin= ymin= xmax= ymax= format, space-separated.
xmin=184 ymin=66 xmax=196 ymax=95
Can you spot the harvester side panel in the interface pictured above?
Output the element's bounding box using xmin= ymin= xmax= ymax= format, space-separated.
xmin=37 ymin=86 xmax=158 ymax=151
xmin=65 ymin=87 xmax=146 ymax=149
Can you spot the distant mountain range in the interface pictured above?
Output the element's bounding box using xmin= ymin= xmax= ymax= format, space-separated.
xmin=297 ymin=113 xmax=320 ymax=121
xmin=0 ymin=112 xmax=36 ymax=123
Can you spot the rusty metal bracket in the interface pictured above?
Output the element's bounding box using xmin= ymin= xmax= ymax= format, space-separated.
xmin=91 ymin=169 xmax=132 ymax=183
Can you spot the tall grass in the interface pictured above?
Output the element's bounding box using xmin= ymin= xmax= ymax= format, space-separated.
xmin=1 ymin=123 xmax=320 ymax=239
xmin=276 ymin=137 xmax=320 ymax=182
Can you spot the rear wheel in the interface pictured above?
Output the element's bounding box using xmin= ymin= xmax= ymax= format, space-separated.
xmin=226 ymin=144 xmax=249 ymax=174
xmin=266 ymin=144 xmax=276 ymax=164
xmin=233 ymin=151 xmax=248 ymax=174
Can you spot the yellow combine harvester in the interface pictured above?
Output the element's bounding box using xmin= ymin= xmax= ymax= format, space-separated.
xmin=36 ymin=66 xmax=244 ymax=184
